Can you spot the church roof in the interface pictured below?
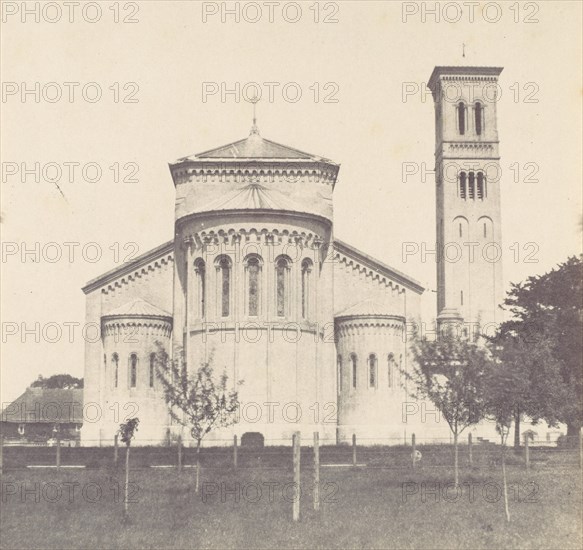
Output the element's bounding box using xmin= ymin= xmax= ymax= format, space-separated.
xmin=174 ymin=131 xmax=336 ymax=164
xmin=103 ymin=298 xmax=172 ymax=319
xmin=335 ymin=300 xmax=405 ymax=320
xmin=194 ymin=182 xmax=302 ymax=213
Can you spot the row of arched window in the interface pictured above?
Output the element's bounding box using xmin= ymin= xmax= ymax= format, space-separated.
xmin=193 ymin=255 xmax=313 ymax=319
xmin=337 ymin=353 xmax=402 ymax=391
xmin=107 ymin=353 xmax=156 ymax=390
xmin=457 ymin=101 xmax=484 ymax=136
xmin=459 ymin=172 xmax=486 ymax=200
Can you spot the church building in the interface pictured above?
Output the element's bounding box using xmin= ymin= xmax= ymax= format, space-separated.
xmin=81 ymin=66 xmax=503 ymax=446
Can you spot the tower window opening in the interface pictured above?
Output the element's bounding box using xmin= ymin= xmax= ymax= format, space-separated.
xmin=459 ymin=223 xmax=463 ymax=238
xmin=129 ymin=353 xmax=138 ymax=388
xmin=218 ymin=257 xmax=231 ymax=317
xmin=483 ymin=222 xmax=487 ymax=238
xmin=369 ymin=354 xmax=377 ymax=388
xmin=460 ymin=290 xmax=464 ymax=306
xmin=459 ymin=172 xmax=467 ymax=199
xmin=337 ymin=355 xmax=342 ymax=393
xmin=475 ymin=102 xmax=483 ymax=135
xmin=301 ymin=259 xmax=313 ymax=319
xmin=276 ymin=257 xmax=290 ymax=317
xmin=457 ymin=102 xmax=466 ymax=135
xmin=468 ymin=172 xmax=475 ymax=199
xmin=112 ymin=353 xmax=119 ymax=388
xmin=351 ymin=354 xmax=357 ymax=389
xmin=246 ymin=255 xmax=261 ymax=316
xmin=194 ymin=259 xmax=206 ymax=318
xmin=477 ymin=172 xmax=484 ymax=200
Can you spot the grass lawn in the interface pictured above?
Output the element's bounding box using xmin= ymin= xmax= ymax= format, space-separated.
xmin=1 ymin=455 xmax=581 ymax=549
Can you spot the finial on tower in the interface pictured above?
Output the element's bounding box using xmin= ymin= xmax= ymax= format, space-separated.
xmin=249 ymin=95 xmax=260 ymax=136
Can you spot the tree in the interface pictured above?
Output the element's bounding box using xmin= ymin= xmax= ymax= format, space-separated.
xmin=497 ymin=255 xmax=582 ymax=438
xmin=488 ymin=333 xmax=567 ymax=448
xmin=155 ymin=347 xmax=242 ymax=492
xmin=404 ymin=326 xmax=490 ymax=485
xmin=118 ymin=417 xmax=139 ymax=523
xmin=30 ymin=374 xmax=83 ymax=389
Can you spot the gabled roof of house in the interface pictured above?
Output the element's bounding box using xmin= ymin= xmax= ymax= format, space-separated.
xmin=103 ymin=298 xmax=172 ymax=319
xmin=1 ymin=388 xmax=84 ymax=424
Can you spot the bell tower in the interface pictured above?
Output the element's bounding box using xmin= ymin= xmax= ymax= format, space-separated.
xmin=428 ymin=66 xmax=504 ymax=334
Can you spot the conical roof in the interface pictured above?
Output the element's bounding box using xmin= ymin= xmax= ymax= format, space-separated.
xmin=335 ymin=300 xmax=395 ymax=319
xmin=103 ymin=298 xmax=171 ymax=319
xmin=175 ymin=132 xmax=335 ymax=163
xmin=194 ymin=182 xmax=302 ymax=213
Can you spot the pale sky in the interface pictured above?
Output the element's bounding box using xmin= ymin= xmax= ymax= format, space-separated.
xmin=1 ymin=1 xmax=582 ymax=403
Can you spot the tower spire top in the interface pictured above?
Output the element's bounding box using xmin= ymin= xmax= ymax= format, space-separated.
xmin=249 ymin=95 xmax=260 ymax=136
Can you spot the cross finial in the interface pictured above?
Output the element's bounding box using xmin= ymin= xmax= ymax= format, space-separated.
xmin=249 ymin=95 xmax=260 ymax=135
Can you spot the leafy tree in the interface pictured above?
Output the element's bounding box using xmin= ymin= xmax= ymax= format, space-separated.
xmin=404 ymin=326 xmax=490 ymax=485
xmin=497 ymin=255 xmax=582 ymax=439
xmin=155 ymin=347 xmax=242 ymax=492
xmin=30 ymin=374 xmax=83 ymax=389
xmin=488 ymin=333 xmax=568 ymax=448
xmin=118 ymin=417 xmax=139 ymax=523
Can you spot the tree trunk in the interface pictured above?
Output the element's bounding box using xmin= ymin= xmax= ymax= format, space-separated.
xmin=195 ymin=440 xmax=201 ymax=493
xmin=453 ymin=431 xmax=459 ymax=486
xmin=501 ymin=440 xmax=510 ymax=522
xmin=124 ymin=444 xmax=130 ymax=518
xmin=513 ymin=407 xmax=521 ymax=450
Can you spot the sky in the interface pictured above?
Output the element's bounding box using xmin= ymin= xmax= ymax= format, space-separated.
xmin=1 ymin=0 xmax=582 ymax=404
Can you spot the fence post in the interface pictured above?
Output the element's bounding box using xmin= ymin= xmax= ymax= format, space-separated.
xmin=56 ymin=433 xmax=61 ymax=470
xmin=411 ymin=433 xmax=416 ymax=470
xmin=352 ymin=434 xmax=357 ymax=467
xmin=293 ymin=432 xmax=301 ymax=522
xmin=114 ymin=434 xmax=119 ymax=467
xmin=233 ymin=435 xmax=238 ymax=469
xmin=177 ymin=435 xmax=183 ymax=473
xmin=524 ymin=433 xmax=530 ymax=471
xmin=468 ymin=433 xmax=473 ymax=467
xmin=313 ymin=432 xmax=320 ymax=512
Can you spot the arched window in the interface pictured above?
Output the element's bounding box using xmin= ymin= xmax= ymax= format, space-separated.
xmin=275 ymin=256 xmax=290 ymax=317
xmin=301 ymin=259 xmax=313 ymax=319
xmin=457 ymin=102 xmax=466 ymax=135
xmin=351 ymin=354 xmax=357 ymax=389
xmin=468 ymin=172 xmax=475 ymax=199
xmin=194 ymin=259 xmax=206 ymax=318
xmin=337 ymin=355 xmax=342 ymax=392
xmin=388 ymin=353 xmax=394 ymax=388
xmin=459 ymin=223 xmax=463 ymax=238
xmin=459 ymin=172 xmax=467 ymax=199
xmin=474 ymin=102 xmax=483 ymax=135
xmin=368 ymin=354 xmax=377 ymax=388
xmin=149 ymin=353 xmax=155 ymax=388
xmin=483 ymin=222 xmax=487 ymax=238
xmin=477 ymin=172 xmax=485 ymax=199
xmin=245 ymin=255 xmax=262 ymax=316
xmin=129 ymin=353 xmax=138 ymax=388
xmin=217 ymin=256 xmax=231 ymax=317
xmin=112 ymin=353 xmax=119 ymax=388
